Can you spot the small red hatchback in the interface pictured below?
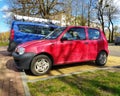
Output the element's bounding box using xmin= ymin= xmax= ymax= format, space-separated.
xmin=12 ymin=26 xmax=109 ymax=75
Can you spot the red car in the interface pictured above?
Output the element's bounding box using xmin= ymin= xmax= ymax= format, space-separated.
xmin=12 ymin=26 xmax=109 ymax=75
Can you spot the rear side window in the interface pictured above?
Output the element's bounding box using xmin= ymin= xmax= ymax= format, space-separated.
xmin=18 ymin=24 xmax=36 ymax=34
xmin=88 ymin=29 xmax=100 ymax=40
xmin=18 ymin=24 xmax=55 ymax=35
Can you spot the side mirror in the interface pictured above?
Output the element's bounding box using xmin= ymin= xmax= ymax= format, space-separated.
xmin=61 ymin=37 xmax=68 ymax=42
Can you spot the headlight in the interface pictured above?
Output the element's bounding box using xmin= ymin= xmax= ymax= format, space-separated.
xmin=16 ymin=47 xmax=25 ymax=55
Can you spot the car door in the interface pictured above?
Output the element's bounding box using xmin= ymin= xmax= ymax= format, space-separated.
xmin=87 ymin=28 xmax=102 ymax=60
xmin=14 ymin=24 xmax=45 ymax=43
xmin=56 ymin=27 xmax=88 ymax=64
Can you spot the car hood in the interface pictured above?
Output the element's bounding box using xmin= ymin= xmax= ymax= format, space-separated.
xmin=18 ymin=39 xmax=54 ymax=48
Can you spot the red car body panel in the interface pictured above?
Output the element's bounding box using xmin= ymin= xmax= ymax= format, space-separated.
xmin=18 ymin=26 xmax=109 ymax=65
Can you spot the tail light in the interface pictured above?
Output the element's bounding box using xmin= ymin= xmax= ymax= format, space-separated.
xmin=10 ymin=29 xmax=14 ymax=40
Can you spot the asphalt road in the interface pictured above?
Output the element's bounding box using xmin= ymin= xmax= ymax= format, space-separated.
xmin=109 ymin=44 xmax=120 ymax=57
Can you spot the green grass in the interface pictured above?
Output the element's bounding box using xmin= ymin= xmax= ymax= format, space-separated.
xmin=0 ymin=42 xmax=8 ymax=46
xmin=28 ymin=70 xmax=120 ymax=96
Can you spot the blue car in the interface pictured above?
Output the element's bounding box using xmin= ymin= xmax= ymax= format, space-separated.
xmin=114 ymin=36 xmax=120 ymax=45
xmin=7 ymin=21 xmax=58 ymax=52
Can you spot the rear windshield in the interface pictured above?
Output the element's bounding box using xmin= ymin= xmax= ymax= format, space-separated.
xmin=18 ymin=24 xmax=56 ymax=35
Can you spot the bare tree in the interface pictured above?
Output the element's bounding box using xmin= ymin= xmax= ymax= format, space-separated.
xmin=81 ymin=0 xmax=86 ymax=26
xmin=8 ymin=0 xmax=65 ymax=19
xmin=72 ymin=0 xmax=87 ymax=26
xmin=96 ymin=0 xmax=119 ymax=42
xmin=63 ymin=0 xmax=87 ymax=26
xmin=106 ymin=1 xmax=118 ymax=42
xmin=62 ymin=0 xmax=73 ymax=25
xmin=96 ymin=0 xmax=109 ymax=34
xmin=87 ymin=0 xmax=96 ymax=26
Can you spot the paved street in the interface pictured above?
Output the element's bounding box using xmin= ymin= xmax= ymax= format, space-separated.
xmin=0 ymin=47 xmax=25 ymax=96
xmin=109 ymin=44 xmax=120 ymax=57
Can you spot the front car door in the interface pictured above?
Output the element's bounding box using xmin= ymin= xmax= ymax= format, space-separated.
xmin=55 ymin=27 xmax=88 ymax=64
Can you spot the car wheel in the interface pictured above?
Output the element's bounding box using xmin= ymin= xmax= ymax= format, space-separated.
xmin=31 ymin=55 xmax=52 ymax=75
xmin=95 ymin=51 xmax=107 ymax=66
xmin=115 ymin=43 xmax=117 ymax=45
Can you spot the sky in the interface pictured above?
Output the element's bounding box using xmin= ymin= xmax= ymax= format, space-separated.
xmin=0 ymin=0 xmax=10 ymax=33
xmin=0 ymin=0 xmax=120 ymax=33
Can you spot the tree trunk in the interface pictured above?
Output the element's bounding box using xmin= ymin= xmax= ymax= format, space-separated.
xmin=111 ymin=22 xmax=114 ymax=42
xmin=108 ymin=27 xmax=111 ymax=42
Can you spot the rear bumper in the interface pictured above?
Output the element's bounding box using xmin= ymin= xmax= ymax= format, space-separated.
xmin=7 ymin=40 xmax=18 ymax=52
xmin=12 ymin=52 xmax=36 ymax=70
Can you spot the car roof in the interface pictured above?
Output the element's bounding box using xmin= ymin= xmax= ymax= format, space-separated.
xmin=66 ymin=26 xmax=101 ymax=30
xmin=12 ymin=20 xmax=59 ymax=28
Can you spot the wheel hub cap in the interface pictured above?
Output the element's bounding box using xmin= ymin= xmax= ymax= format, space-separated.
xmin=99 ymin=53 xmax=106 ymax=64
xmin=35 ymin=59 xmax=49 ymax=73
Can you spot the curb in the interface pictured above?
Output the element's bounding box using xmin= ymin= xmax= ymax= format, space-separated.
xmin=28 ymin=65 xmax=120 ymax=83
xmin=20 ymin=71 xmax=31 ymax=96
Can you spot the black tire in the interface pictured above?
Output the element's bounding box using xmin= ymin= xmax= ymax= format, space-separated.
xmin=95 ymin=51 xmax=107 ymax=66
xmin=115 ymin=43 xmax=117 ymax=45
xmin=30 ymin=55 xmax=52 ymax=76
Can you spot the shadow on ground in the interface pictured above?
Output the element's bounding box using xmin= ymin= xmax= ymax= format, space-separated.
xmin=0 ymin=50 xmax=11 ymax=56
xmin=5 ymin=59 xmax=21 ymax=72
xmin=25 ymin=61 xmax=107 ymax=76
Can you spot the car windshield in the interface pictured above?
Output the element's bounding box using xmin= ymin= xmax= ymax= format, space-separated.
xmin=44 ymin=27 xmax=66 ymax=40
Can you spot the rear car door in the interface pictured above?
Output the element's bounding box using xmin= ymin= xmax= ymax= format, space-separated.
xmin=87 ymin=28 xmax=102 ymax=60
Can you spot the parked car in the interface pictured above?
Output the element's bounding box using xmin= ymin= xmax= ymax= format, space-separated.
xmin=7 ymin=21 xmax=58 ymax=52
xmin=114 ymin=36 xmax=120 ymax=45
xmin=12 ymin=26 xmax=109 ymax=75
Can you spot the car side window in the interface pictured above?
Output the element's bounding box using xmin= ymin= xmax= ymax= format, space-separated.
xmin=63 ymin=27 xmax=86 ymax=40
xmin=18 ymin=24 xmax=36 ymax=34
xmin=36 ymin=26 xmax=50 ymax=35
xmin=88 ymin=29 xmax=100 ymax=40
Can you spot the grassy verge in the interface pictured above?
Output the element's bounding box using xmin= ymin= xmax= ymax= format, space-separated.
xmin=28 ymin=70 xmax=120 ymax=96
xmin=0 ymin=42 xmax=8 ymax=46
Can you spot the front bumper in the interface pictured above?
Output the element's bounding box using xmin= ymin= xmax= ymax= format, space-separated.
xmin=12 ymin=52 xmax=36 ymax=70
